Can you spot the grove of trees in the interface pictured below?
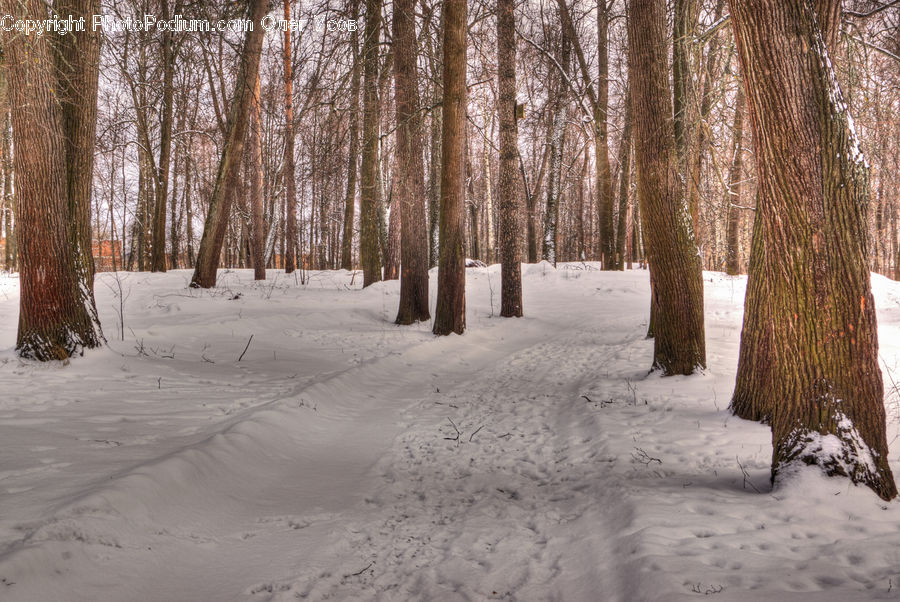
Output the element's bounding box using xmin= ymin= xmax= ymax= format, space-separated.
xmin=1 ymin=0 xmax=899 ymax=498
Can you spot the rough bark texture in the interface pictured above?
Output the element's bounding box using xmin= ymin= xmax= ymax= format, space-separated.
xmin=497 ymin=0 xmax=523 ymax=317
xmin=433 ymin=0 xmax=467 ymax=336
xmin=283 ymin=0 xmax=299 ymax=274
xmin=628 ymin=0 xmax=706 ymax=375
xmin=360 ymin=0 xmax=383 ymax=287
xmin=724 ymin=84 xmax=745 ymax=276
xmin=341 ymin=0 xmax=362 ymax=271
xmin=191 ymin=0 xmax=267 ymax=288
xmin=4 ymin=0 xmax=104 ymax=359
xmin=729 ymin=0 xmax=896 ymax=500
xmin=393 ymin=0 xmax=431 ymax=323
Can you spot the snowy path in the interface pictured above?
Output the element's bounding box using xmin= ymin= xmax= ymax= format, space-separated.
xmin=4 ymin=266 xmax=900 ymax=601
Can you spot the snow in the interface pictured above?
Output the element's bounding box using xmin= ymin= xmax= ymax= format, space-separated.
xmin=2 ymin=264 xmax=900 ymax=600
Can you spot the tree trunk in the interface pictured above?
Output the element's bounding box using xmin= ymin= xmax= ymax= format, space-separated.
xmin=393 ymin=0 xmax=431 ymax=323
xmin=249 ymin=73 xmax=266 ymax=280
xmin=542 ymin=30 xmax=569 ymax=266
xmin=360 ymin=0 xmax=383 ymax=286
xmin=283 ymin=0 xmax=299 ymax=274
xmin=3 ymin=0 xmax=104 ymax=359
xmin=2 ymin=110 xmax=14 ymax=272
xmin=687 ymin=0 xmax=725 ymax=245
xmin=614 ymin=87 xmax=632 ymax=270
xmin=673 ymin=0 xmax=698 ymax=230
xmin=191 ymin=0 xmax=268 ymax=287
xmin=628 ymin=0 xmax=706 ymax=375
xmin=383 ymin=167 xmax=401 ymax=280
xmin=151 ymin=1 xmax=176 ymax=273
xmin=341 ymin=0 xmax=362 ymax=271
xmin=433 ymin=0 xmax=467 ymax=335
xmin=595 ymin=1 xmax=614 ymax=268
xmin=497 ymin=0 xmax=523 ymax=316
xmin=724 ymin=83 xmax=745 ymax=276
xmin=729 ymin=0 xmax=896 ymax=500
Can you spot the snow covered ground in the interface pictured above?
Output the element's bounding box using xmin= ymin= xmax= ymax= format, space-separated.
xmin=2 ymin=263 xmax=900 ymax=601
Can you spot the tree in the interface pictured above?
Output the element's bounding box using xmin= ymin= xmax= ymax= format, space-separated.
xmin=728 ymin=0 xmax=896 ymax=500
xmin=360 ymin=0 xmax=383 ymax=287
xmin=191 ymin=0 xmax=268 ymax=288
xmin=541 ymin=27 xmax=569 ymax=266
xmin=2 ymin=0 xmax=104 ymax=359
xmin=628 ymin=0 xmax=706 ymax=375
xmin=555 ymin=0 xmax=613 ymax=268
xmin=614 ymin=87 xmax=632 ymax=270
xmin=283 ymin=0 xmax=299 ymax=274
xmin=394 ymin=0 xmax=431 ymax=323
xmin=341 ymin=0 xmax=363 ymax=271
xmin=724 ymin=84 xmax=745 ymax=276
xmin=433 ymin=0 xmax=467 ymax=335
xmin=249 ymin=74 xmax=267 ymax=280
xmin=497 ymin=0 xmax=523 ymax=316
xmin=150 ymin=0 xmax=177 ymax=273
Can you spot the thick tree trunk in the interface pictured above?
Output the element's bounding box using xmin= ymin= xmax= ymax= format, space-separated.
xmin=393 ymin=0 xmax=431 ymax=323
xmin=191 ymin=0 xmax=268 ymax=288
xmin=497 ymin=0 xmax=523 ymax=316
xmin=729 ymin=0 xmax=896 ymax=500
xmin=724 ymin=84 xmax=746 ymax=276
xmin=433 ymin=0 xmax=467 ymax=335
xmin=360 ymin=0 xmax=383 ymax=286
xmin=283 ymin=0 xmax=299 ymax=274
xmin=628 ymin=0 xmax=706 ymax=375
xmin=3 ymin=0 xmax=104 ymax=359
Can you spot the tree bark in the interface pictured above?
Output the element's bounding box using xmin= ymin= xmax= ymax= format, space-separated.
xmin=433 ymin=0 xmax=467 ymax=335
xmin=3 ymin=0 xmax=104 ymax=359
xmin=628 ymin=0 xmax=706 ymax=375
xmin=191 ymin=0 xmax=268 ymax=288
xmin=360 ymin=0 xmax=383 ymax=286
xmin=497 ymin=0 xmax=523 ymax=316
xmin=729 ymin=0 xmax=896 ymax=500
xmin=150 ymin=0 xmax=176 ymax=272
xmin=393 ymin=0 xmax=431 ymax=323
xmin=283 ymin=0 xmax=299 ymax=274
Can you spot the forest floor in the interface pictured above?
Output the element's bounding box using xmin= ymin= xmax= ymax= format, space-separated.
xmin=2 ymin=263 xmax=900 ymax=601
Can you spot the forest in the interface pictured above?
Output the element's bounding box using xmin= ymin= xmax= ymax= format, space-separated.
xmin=1 ymin=0 xmax=900 ymax=599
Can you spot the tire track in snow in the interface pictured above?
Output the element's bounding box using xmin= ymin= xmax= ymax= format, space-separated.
xmin=279 ymin=324 xmax=641 ymax=601
xmin=0 ymin=315 xmax=591 ymax=602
